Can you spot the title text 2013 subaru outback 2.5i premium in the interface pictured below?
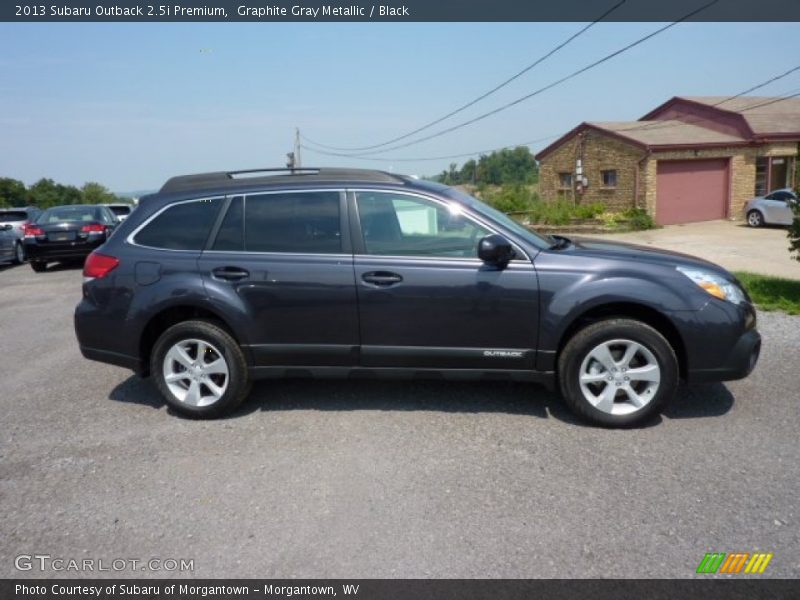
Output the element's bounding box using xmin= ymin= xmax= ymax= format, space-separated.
xmin=74 ymin=168 xmax=760 ymax=427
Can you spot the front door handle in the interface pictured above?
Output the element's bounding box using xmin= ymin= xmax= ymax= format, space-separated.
xmin=212 ymin=266 xmax=250 ymax=281
xmin=362 ymin=271 xmax=403 ymax=287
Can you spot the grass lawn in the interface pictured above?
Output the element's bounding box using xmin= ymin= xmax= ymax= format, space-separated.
xmin=733 ymin=271 xmax=800 ymax=315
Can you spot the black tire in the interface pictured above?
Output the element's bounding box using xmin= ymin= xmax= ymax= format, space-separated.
xmin=150 ymin=319 xmax=251 ymax=418
xmin=558 ymin=318 xmax=678 ymax=427
xmin=13 ymin=242 xmax=25 ymax=265
xmin=30 ymin=260 xmax=47 ymax=272
xmin=747 ymin=210 xmax=764 ymax=228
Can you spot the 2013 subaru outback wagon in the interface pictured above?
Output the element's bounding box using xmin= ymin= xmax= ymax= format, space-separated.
xmin=74 ymin=168 xmax=761 ymax=427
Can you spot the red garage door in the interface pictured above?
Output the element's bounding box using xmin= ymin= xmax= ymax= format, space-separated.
xmin=656 ymin=159 xmax=729 ymax=225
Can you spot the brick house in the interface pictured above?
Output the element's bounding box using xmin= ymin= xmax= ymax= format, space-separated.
xmin=535 ymin=96 xmax=800 ymax=225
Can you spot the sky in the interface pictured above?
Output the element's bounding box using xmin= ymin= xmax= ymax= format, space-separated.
xmin=0 ymin=21 xmax=798 ymax=192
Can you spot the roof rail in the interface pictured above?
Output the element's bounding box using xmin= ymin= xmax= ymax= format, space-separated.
xmin=158 ymin=167 xmax=407 ymax=194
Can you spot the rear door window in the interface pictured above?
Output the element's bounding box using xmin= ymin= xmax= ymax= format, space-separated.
xmin=243 ymin=191 xmax=341 ymax=254
xmin=133 ymin=198 xmax=222 ymax=250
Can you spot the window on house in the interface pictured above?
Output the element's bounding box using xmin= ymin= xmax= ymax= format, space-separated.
xmin=558 ymin=172 xmax=573 ymax=189
xmin=602 ymin=170 xmax=618 ymax=187
xmin=754 ymin=157 xmax=768 ymax=196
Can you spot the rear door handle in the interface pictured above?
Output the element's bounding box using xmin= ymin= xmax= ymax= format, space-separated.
xmin=212 ymin=266 xmax=250 ymax=281
xmin=362 ymin=271 xmax=403 ymax=286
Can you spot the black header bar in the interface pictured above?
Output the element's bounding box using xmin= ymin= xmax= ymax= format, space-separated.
xmin=4 ymin=0 xmax=800 ymax=22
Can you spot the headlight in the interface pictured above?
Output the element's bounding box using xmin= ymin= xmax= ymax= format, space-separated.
xmin=676 ymin=266 xmax=746 ymax=304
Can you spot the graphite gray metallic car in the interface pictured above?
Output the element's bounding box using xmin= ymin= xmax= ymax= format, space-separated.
xmin=744 ymin=188 xmax=797 ymax=227
xmin=74 ymin=168 xmax=761 ymax=427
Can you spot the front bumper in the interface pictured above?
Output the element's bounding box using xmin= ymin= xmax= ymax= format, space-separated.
xmin=687 ymin=328 xmax=761 ymax=383
xmin=680 ymin=298 xmax=761 ymax=383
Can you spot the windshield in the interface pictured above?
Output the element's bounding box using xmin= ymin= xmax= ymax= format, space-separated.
xmin=443 ymin=188 xmax=551 ymax=249
xmin=37 ymin=206 xmax=101 ymax=223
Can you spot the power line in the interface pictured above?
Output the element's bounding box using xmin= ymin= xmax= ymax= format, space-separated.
xmin=302 ymin=78 xmax=800 ymax=166
xmin=616 ymin=64 xmax=800 ymax=133
xmin=303 ymin=0 xmax=720 ymax=158
xmin=300 ymin=0 xmax=627 ymax=152
xmin=301 ymin=133 xmax=561 ymax=162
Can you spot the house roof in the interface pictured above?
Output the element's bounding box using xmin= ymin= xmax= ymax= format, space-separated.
xmin=587 ymin=120 xmax=746 ymax=146
xmin=534 ymin=120 xmax=748 ymax=160
xmin=536 ymin=95 xmax=800 ymax=161
xmin=645 ymin=96 xmax=800 ymax=136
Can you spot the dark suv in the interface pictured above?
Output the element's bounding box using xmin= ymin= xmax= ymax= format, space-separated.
xmin=74 ymin=168 xmax=760 ymax=426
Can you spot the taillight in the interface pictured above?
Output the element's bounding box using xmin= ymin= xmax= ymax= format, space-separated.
xmin=81 ymin=223 xmax=107 ymax=233
xmin=23 ymin=224 xmax=44 ymax=237
xmin=83 ymin=252 xmax=119 ymax=280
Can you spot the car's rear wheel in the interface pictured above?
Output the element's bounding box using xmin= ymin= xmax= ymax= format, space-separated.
xmin=747 ymin=210 xmax=764 ymax=227
xmin=150 ymin=320 xmax=251 ymax=418
xmin=558 ymin=319 xmax=678 ymax=427
xmin=30 ymin=260 xmax=47 ymax=272
xmin=13 ymin=243 xmax=25 ymax=264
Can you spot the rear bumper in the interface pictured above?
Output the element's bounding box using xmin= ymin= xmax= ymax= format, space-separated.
xmin=687 ymin=327 xmax=761 ymax=383
xmin=75 ymin=297 xmax=145 ymax=375
xmin=78 ymin=345 xmax=143 ymax=373
xmin=24 ymin=239 xmax=103 ymax=261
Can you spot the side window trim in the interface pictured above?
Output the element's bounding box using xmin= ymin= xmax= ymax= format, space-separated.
xmin=127 ymin=196 xmax=225 ymax=252
xmin=204 ymin=196 xmax=236 ymax=251
xmin=347 ymin=188 xmax=529 ymax=262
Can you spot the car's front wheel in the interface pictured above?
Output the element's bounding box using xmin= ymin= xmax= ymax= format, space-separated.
xmin=558 ymin=319 xmax=678 ymax=427
xmin=747 ymin=210 xmax=764 ymax=227
xmin=151 ymin=320 xmax=251 ymax=418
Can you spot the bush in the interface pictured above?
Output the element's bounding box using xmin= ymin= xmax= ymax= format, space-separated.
xmin=789 ymin=198 xmax=800 ymax=263
xmin=621 ymin=207 xmax=656 ymax=230
xmin=481 ymin=185 xmax=538 ymax=213
xmin=514 ymin=200 xmax=605 ymax=226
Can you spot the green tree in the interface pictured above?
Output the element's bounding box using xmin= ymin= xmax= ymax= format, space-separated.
xmin=81 ymin=182 xmax=119 ymax=204
xmin=431 ymin=146 xmax=538 ymax=186
xmin=0 ymin=178 xmax=27 ymax=207
xmin=27 ymin=178 xmax=62 ymax=208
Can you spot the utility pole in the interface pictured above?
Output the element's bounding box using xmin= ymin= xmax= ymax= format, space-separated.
xmin=294 ymin=127 xmax=302 ymax=168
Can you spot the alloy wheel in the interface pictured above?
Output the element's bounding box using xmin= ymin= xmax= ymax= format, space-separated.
xmin=162 ymin=338 xmax=229 ymax=407
xmin=578 ymin=338 xmax=661 ymax=416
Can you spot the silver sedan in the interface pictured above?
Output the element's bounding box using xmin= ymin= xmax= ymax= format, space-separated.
xmin=744 ymin=188 xmax=797 ymax=227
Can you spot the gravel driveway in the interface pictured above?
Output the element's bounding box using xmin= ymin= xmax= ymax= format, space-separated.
xmin=1 ymin=264 xmax=798 ymax=579
xmin=585 ymin=220 xmax=799 ymax=280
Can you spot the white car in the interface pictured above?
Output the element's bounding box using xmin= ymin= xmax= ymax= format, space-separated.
xmin=744 ymin=188 xmax=797 ymax=227
xmin=104 ymin=203 xmax=135 ymax=222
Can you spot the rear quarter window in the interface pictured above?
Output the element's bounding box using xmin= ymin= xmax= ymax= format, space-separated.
xmin=133 ymin=198 xmax=222 ymax=250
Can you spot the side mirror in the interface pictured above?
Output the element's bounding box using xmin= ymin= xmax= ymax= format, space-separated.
xmin=478 ymin=234 xmax=514 ymax=267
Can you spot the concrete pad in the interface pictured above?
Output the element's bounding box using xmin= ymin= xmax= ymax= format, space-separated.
xmin=580 ymin=220 xmax=800 ymax=280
